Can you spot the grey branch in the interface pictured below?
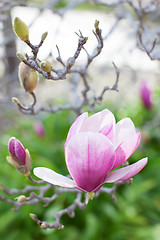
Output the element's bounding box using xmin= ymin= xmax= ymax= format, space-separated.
xmin=13 ymin=21 xmax=120 ymax=115
xmin=0 ymin=173 xmax=131 ymax=229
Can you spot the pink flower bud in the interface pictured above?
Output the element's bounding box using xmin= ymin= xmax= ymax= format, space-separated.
xmin=7 ymin=137 xmax=32 ymax=175
xmin=140 ymin=80 xmax=153 ymax=109
xmin=34 ymin=122 xmax=45 ymax=138
xmin=8 ymin=137 xmax=26 ymax=164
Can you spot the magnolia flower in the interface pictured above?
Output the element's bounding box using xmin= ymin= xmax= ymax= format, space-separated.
xmin=34 ymin=109 xmax=147 ymax=193
xmin=7 ymin=137 xmax=32 ymax=175
xmin=140 ymin=80 xmax=153 ymax=109
xmin=34 ymin=121 xmax=45 ymax=138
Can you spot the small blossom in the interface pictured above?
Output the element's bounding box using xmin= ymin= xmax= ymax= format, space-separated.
xmin=34 ymin=121 xmax=45 ymax=138
xmin=34 ymin=109 xmax=147 ymax=193
xmin=140 ymin=80 xmax=153 ymax=109
xmin=7 ymin=137 xmax=32 ymax=175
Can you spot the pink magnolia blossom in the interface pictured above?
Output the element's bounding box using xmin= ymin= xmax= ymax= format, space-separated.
xmin=140 ymin=80 xmax=153 ymax=109
xmin=34 ymin=109 xmax=147 ymax=193
xmin=34 ymin=121 xmax=45 ymax=138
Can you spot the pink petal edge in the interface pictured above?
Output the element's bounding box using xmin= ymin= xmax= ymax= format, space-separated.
xmin=112 ymin=131 xmax=141 ymax=170
xmin=105 ymin=157 xmax=148 ymax=183
xmin=33 ymin=167 xmax=78 ymax=188
xmin=65 ymin=112 xmax=88 ymax=148
xmin=80 ymin=109 xmax=115 ymax=133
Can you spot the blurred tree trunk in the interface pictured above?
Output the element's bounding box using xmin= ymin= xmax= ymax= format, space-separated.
xmin=3 ymin=10 xmax=18 ymax=92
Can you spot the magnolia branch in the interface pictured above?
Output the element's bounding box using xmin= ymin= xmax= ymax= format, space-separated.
xmin=0 ymin=173 xmax=130 ymax=229
xmin=13 ymin=21 xmax=120 ymax=115
xmin=138 ymin=29 xmax=160 ymax=60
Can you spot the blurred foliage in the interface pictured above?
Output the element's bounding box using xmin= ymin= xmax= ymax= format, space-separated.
xmin=0 ymin=86 xmax=160 ymax=240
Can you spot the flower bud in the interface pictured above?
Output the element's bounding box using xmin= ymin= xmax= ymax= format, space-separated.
xmin=34 ymin=121 xmax=45 ymax=138
xmin=8 ymin=137 xmax=26 ymax=164
xmin=29 ymin=213 xmax=37 ymax=221
xmin=94 ymin=20 xmax=99 ymax=29
xmin=41 ymin=32 xmax=48 ymax=41
xmin=40 ymin=60 xmax=52 ymax=73
xmin=12 ymin=97 xmax=20 ymax=104
xmin=7 ymin=137 xmax=32 ymax=175
xmin=16 ymin=52 xmax=26 ymax=61
xmin=16 ymin=195 xmax=27 ymax=203
xmin=14 ymin=17 xmax=29 ymax=41
xmin=19 ymin=62 xmax=38 ymax=93
xmin=41 ymin=223 xmax=47 ymax=229
xmin=140 ymin=80 xmax=153 ymax=110
xmin=139 ymin=28 xmax=143 ymax=36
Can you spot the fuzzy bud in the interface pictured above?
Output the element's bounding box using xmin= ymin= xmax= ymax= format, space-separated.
xmin=7 ymin=137 xmax=32 ymax=175
xmin=16 ymin=195 xmax=27 ymax=203
xmin=19 ymin=62 xmax=38 ymax=93
xmin=94 ymin=20 xmax=99 ymax=29
xmin=154 ymin=36 xmax=158 ymax=43
xmin=139 ymin=28 xmax=143 ymax=36
xmin=12 ymin=97 xmax=20 ymax=104
xmin=16 ymin=52 xmax=26 ymax=61
xmin=40 ymin=60 xmax=52 ymax=73
xmin=29 ymin=213 xmax=37 ymax=221
xmin=14 ymin=17 xmax=29 ymax=41
xmin=41 ymin=32 xmax=48 ymax=41
xmin=41 ymin=223 xmax=47 ymax=229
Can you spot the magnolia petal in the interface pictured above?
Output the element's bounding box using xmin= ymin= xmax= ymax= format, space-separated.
xmin=104 ymin=157 xmax=148 ymax=183
xmin=80 ymin=109 xmax=115 ymax=134
xmin=65 ymin=112 xmax=88 ymax=148
xmin=99 ymin=122 xmax=115 ymax=143
xmin=111 ymin=131 xmax=141 ymax=170
xmin=8 ymin=137 xmax=16 ymax=155
xmin=15 ymin=139 xmax=26 ymax=164
xmin=117 ymin=131 xmax=141 ymax=163
xmin=114 ymin=118 xmax=138 ymax=148
xmin=8 ymin=137 xmax=26 ymax=165
xmin=65 ymin=132 xmax=115 ymax=192
xmin=114 ymin=118 xmax=141 ymax=163
xmin=110 ymin=144 xmax=126 ymax=170
xmin=33 ymin=167 xmax=78 ymax=188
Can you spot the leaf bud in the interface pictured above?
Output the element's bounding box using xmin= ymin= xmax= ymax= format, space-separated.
xmin=154 ymin=36 xmax=158 ymax=43
xmin=12 ymin=97 xmax=20 ymax=104
xmin=139 ymin=28 xmax=143 ymax=36
xmin=16 ymin=195 xmax=27 ymax=203
xmin=19 ymin=62 xmax=39 ymax=93
xmin=14 ymin=17 xmax=29 ymax=41
xmin=41 ymin=223 xmax=47 ymax=229
xmin=40 ymin=60 xmax=52 ymax=72
xmin=29 ymin=213 xmax=37 ymax=221
xmin=128 ymin=178 xmax=133 ymax=184
xmin=84 ymin=37 xmax=88 ymax=44
xmin=94 ymin=20 xmax=99 ymax=29
xmin=41 ymin=32 xmax=48 ymax=41
xmin=16 ymin=52 xmax=26 ymax=61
